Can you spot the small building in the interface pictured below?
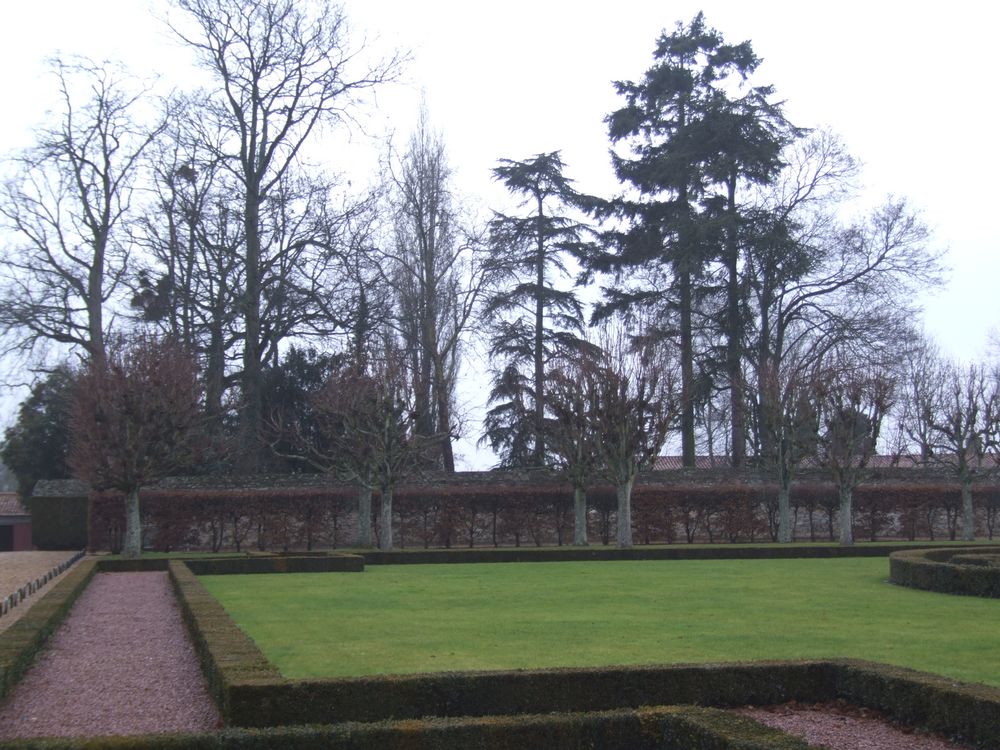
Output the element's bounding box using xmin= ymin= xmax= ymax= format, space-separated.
xmin=0 ymin=493 xmax=33 ymax=551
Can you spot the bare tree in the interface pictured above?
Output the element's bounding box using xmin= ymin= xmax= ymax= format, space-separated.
xmin=898 ymin=341 xmax=1000 ymax=540
xmin=69 ymin=334 xmax=207 ymax=558
xmin=586 ymin=326 xmax=679 ymax=548
xmin=546 ymin=353 xmax=600 ymax=545
xmin=169 ymin=0 xmax=402 ymax=465
xmin=0 ymin=59 xmax=163 ymax=364
xmin=814 ymin=353 xmax=895 ymax=545
xmin=131 ymin=101 xmax=243 ymax=419
xmin=747 ymin=138 xmax=940 ymax=465
xmin=384 ymin=107 xmax=492 ymax=472
xmin=284 ymin=343 xmax=431 ymax=550
xmin=757 ymin=345 xmax=821 ymax=543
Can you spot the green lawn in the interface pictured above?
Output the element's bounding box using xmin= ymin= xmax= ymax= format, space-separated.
xmin=199 ymin=558 xmax=1000 ymax=685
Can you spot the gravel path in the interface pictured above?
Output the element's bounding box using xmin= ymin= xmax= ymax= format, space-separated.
xmin=0 ymin=551 xmax=82 ymax=634
xmin=738 ymin=702 xmax=968 ymax=750
xmin=0 ymin=571 xmax=221 ymax=739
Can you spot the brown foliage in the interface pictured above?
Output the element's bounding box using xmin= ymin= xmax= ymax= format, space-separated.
xmin=69 ymin=334 xmax=207 ymax=493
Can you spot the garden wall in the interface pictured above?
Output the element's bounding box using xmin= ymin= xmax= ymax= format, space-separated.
xmin=83 ymin=480 xmax=1000 ymax=553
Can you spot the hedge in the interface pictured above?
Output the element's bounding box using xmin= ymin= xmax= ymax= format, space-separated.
xmin=832 ymin=659 xmax=1000 ymax=747
xmin=5 ymin=556 xmax=1000 ymax=748
xmin=83 ymin=479 xmax=1000 ymax=553
xmin=361 ymin=542 xmax=956 ymax=566
xmin=0 ymin=706 xmax=813 ymax=750
xmin=183 ymin=554 xmax=364 ymax=576
xmin=168 ymin=561 xmax=280 ymax=718
xmin=889 ymin=546 xmax=1000 ymax=598
xmin=0 ymin=558 xmax=96 ymax=699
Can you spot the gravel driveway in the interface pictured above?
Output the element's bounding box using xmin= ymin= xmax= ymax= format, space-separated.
xmin=0 ymin=551 xmax=82 ymax=634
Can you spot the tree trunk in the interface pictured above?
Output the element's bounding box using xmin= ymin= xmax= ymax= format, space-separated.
xmin=123 ymin=487 xmax=142 ymax=559
xmin=679 ymin=269 xmax=696 ymax=467
xmin=724 ymin=174 xmax=745 ymax=468
xmin=379 ymin=486 xmax=394 ymax=551
xmin=356 ymin=486 xmax=372 ymax=547
xmin=838 ymin=484 xmax=854 ymax=545
xmin=616 ymin=477 xmax=634 ymax=548
xmin=777 ymin=484 xmax=792 ymax=543
xmin=533 ymin=193 xmax=546 ymax=467
xmin=961 ymin=480 xmax=975 ymax=542
xmin=434 ymin=356 xmax=456 ymax=473
xmin=240 ymin=193 xmax=263 ymax=470
xmin=573 ymin=486 xmax=588 ymax=546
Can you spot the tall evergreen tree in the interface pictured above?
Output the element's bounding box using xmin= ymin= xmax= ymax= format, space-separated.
xmin=481 ymin=152 xmax=592 ymax=468
xmin=594 ymin=13 xmax=787 ymax=467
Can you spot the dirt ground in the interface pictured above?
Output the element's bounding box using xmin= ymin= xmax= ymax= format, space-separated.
xmin=0 ymin=551 xmax=83 ymax=633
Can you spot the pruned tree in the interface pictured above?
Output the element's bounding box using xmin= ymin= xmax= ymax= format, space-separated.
xmin=0 ymin=58 xmax=163 ymax=364
xmin=586 ymin=326 xmax=679 ymax=548
xmin=814 ymin=354 xmax=895 ymax=545
xmin=69 ymin=334 xmax=207 ymax=558
xmin=757 ymin=346 xmax=822 ymax=542
xmin=898 ymin=342 xmax=1000 ymax=541
xmin=287 ymin=345 xmax=431 ymax=550
xmin=482 ymin=151 xmax=592 ymax=468
xmin=169 ymin=0 xmax=402 ymax=466
xmin=546 ymin=353 xmax=600 ymax=546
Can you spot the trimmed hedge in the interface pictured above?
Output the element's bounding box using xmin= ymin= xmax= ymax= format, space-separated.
xmin=832 ymin=659 xmax=1000 ymax=748
xmin=226 ymin=661 xmax=835 ymax=728
xmin=184 ymin=554 xmax=364 ymax=576
xmin=168 ymin=560 xmax=281 ymax=718
xmin=0 ymin=558 xmax=96 ymax=699
xmin=362 ymin=542 xmax=958 ymax=566
xmin=0 ymin=706 xmax=813 ymax=750
xmin=951 ymin=553 xmax=1000 ymax=567
xmin=5 ymin=556 xmax=1000 ymax=748
xmin=889 ymin=546 xmax=1000 ymax=598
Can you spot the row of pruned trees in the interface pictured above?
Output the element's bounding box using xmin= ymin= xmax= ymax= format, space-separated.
xmin=20 ymin=324 xmax=1000 ymax=557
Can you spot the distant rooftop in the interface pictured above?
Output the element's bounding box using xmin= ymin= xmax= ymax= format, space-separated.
xmin=653 ymin=453 xmax=996 ymax=470
xmin=0 ymin=493 xmax=28 ymax=517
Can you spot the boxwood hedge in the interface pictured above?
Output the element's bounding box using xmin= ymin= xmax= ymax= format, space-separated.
xmin=889 ymin=546 xmax=1000 ymax=598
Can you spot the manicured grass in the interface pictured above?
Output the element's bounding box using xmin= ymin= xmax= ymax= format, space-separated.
xmin=199 ymin=558 xmax=1000 ymax=685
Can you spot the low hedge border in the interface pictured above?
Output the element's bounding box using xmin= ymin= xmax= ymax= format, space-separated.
xmin=184 ymin=554 xmax=364 ymax=576
xmin=951 ymin=553 xmax=1000 ymax=567
xmin=167 ymin=561 xmax=280 ymax=718
xmin=0 ymin=705 xmax=813 ymax=750
xmin=95 ymin=554 xmax=364 ymax=575
xmin=225 ymin=661 xmax=834 ymax=728
xmin=889 ymin=546 xmax=1000 ymax=598
xmin=362 ymin=542 xmax=974 ymax=565
xmin=832 ymin=659 xmax=1000 ymax=747
xmin=171 ymin=555 xmax=1000 ymax=748
xmin=0 ymin=558 xmax=97 ymax=700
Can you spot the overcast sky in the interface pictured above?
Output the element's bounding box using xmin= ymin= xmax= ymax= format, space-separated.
xmin=1 ymin=1 xmax=997 ymax=468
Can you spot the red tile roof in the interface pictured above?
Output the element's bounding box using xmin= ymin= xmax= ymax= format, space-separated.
xmin=0 ymin=493 xmax=28 ymax=517
xmin=654 ymin=453 xmax=1000 ymax=470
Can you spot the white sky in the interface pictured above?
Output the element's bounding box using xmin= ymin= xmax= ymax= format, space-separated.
xmin=1 ymin=0 xmax=998 ymax=468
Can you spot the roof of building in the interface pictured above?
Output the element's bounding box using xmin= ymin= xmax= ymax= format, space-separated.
xmin=0 ymin=493 xmax=28 ymax=517
xmin=653 ymin=453 xmax=1000 ymax=470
